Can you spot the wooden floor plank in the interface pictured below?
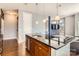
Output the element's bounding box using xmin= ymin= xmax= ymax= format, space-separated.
xmin=1 ymin=39 xmax=30 ymax=56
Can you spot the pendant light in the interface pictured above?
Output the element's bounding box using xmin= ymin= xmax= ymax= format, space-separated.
xmin=54 ymin=3 xmax=61 ymax=21
xmin=42 ymin=4 xmax=47 ymax=23
xmin=35 ymin=3 xmax=39 ymax=24
xmin=43 ymin=19 xmax=47 ymax=23
xmin=35 ymin=21 xmax=39 ymax=24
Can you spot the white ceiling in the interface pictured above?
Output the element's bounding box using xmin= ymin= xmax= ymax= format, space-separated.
xmin=0 ymin=3 xmax=79 ymax=17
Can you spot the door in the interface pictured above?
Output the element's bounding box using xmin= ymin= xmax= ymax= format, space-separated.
xmin=35 ymin=41 xmax=51 ymax=56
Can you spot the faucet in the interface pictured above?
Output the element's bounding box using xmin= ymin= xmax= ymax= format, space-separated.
xmin=58 ymin=37 xmax=60 ymax=45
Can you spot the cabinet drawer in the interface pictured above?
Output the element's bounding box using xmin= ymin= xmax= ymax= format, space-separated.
xmin=34 ymin=39 xmax=50 ymax=52
xmin=39 ymin=44 xmax=50 ymax=52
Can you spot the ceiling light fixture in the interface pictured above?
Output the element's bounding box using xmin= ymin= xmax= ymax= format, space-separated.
xmin=43 ymin=19 xmax=47 ymax=23
xmin=35 ymin=21 xmax=39 ymax=24
xmin=35 ymin=3 xmax=39 ymax=24
xmin=42 ymin=4 xmax=47 ymax=23
xmin=54 ymin=3 xmax=61 ymax=21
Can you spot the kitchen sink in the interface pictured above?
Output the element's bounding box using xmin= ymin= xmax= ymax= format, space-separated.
xmin=32 ymin=34 xmax=42 ymax=37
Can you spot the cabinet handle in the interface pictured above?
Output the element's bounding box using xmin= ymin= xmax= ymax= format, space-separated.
xmin=39 ymin=47 xmax=42 ymax=49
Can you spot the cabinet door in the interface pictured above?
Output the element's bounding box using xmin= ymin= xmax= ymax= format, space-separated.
xmin=35 ymin=45 xmax=50 ymax=56
xmin=26 ymin=37 xmax=28 ymax=49
xmin=26 ymin=36 xmax=31 ymax=51
xmin=30 ymin=39 xmax=35 ymax=56
xmin=35 ymin=46 xmax=44 ymax=56
xmin=35 ymin=41 xmax=51 ymax=56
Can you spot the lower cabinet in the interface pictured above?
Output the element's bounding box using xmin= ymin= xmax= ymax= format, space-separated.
xmin=30 ymin=39 xmax=35 ymax=56
xmin=26 ymin=36 xmax=51 ymax=56
xmin=35 ymin=45 xmax=50 ymax=56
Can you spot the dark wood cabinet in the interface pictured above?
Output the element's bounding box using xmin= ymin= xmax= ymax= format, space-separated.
xmin=30 ymin=39 xmax=35 ymax=56
xmin=35 ymin=40 xmax=51 ymax=56
xmin=26 ymin=35 xmax=51 ymax=56
xmin=26 ymin=37 xmax=30 ymax=51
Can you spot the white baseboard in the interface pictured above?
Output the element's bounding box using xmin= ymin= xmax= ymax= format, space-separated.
xmin=17 ymin=39 xmax=25 ymax=44
xmin=3 ymin=38 xmax=17 ymax=40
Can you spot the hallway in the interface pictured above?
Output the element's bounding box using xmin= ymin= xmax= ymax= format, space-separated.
xmin=1 ymin=39 xmax=30 ymax=56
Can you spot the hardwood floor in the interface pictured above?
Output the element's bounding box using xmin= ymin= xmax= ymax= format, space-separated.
xmin=1 ymin=39 xmax=30 ymax=56
xmin=2 ymin=39 xmax=18 ymax=56
xmin=18 ymin=41 xmax=30 ymax=56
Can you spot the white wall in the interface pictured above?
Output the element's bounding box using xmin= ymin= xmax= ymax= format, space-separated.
xmin=75 ymin=13 xmax=79 ymax=36
xmin=18 ymin=10 xmax=32 ymax=43
xmin=18 ymin=10 xmax=32 ymax=54
xmin=65 ymin=15 xmax=75 ymax=36
xmin=4 ymin=12 xmax=17 ymax=40
xmin=32 ymin=14 xmax=46 ymax=34
xmin=18 ymin=10 xmax=24 ymax=43
xmin=23 ymin=12 xmax=32 ymax=34
xmin=1 ymin=19 xmax=4 ymax=35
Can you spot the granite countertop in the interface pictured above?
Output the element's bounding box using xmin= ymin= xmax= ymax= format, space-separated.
xmin=26 ymin=34 xmax=73 ymax=50
xmin=26 ymin=33 xmax=77 ymax=50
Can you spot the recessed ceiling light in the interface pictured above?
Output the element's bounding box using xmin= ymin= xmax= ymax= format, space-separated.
xmin=43 ymin=19 xmax=47 ymax=23
xmin=35 ymin=21 xmax=39 ymax=24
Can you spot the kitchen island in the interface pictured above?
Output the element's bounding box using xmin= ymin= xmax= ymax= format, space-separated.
xmin=26 ymin=34 xmax=75 ymax=56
